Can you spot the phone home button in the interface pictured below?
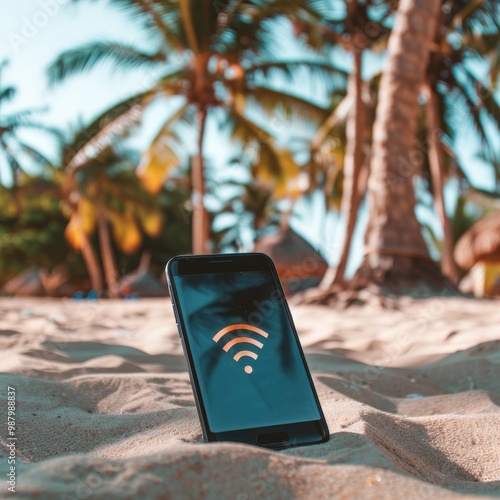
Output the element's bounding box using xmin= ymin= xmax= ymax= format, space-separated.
xmin=256 ymin=432 xmax=289 ymax=446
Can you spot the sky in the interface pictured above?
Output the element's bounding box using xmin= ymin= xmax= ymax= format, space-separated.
xmin=1 ymin=2 xmax=149 ymax=153
xmin=1 ymin=0 xmax=498 ymax=276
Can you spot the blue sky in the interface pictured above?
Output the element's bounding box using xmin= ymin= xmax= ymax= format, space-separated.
xmin=1 ymin=2 xmax=146 ymax=150
xmin=1 ymin=0 xmax=498 ymax=276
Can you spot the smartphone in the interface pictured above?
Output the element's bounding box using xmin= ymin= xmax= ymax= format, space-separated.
xmin=166 ymin=252 xmax=329 ymax=449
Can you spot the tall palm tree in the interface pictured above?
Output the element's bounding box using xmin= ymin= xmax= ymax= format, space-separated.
xmin=0 ymin=60 xmax=60 ymax=201
xmin=422 ymin=0 xmax=499 ymax=284
xmin=48 ymin=0 xmax=344 ymax=254
xmin=353 ymin=0 xmax=444 ymax=290
xmin=286 ymin=0 xmax=394 ymax=285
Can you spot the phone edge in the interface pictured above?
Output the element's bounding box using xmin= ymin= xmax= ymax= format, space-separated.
xmin=165 ymin=256 xmax=212 ymax=442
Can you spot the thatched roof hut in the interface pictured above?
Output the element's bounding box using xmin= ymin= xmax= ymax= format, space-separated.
xmin=1 ymin=267 xmax=46 ymax=296
xmin=454 ymin=212 xmax=500 ymax=270
xmin=253 ymin=227 xmax=328 ymax=294
xmin=111 ymin=253 xmax=168 ymax=298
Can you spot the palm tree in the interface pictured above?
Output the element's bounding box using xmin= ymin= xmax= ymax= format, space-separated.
xmin=286 ymin=0 xmax=394 ymax=285
xmin=0 ymin=60 xmax=60 ymax=203
xmin=352 ymin=0 xmax=445 ymax=291
xmin=210 ymin=159 xmax=287 ymax=251
xmin=422 ymin=0 xmax=499 ymax=284
xmin=61 ymin=122 xmax=164 ymax=295
xmin=48 ymin=0 xmax=344 ymax=254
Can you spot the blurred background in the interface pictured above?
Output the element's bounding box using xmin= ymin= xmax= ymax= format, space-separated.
xmin=0 ymin=0 xmax=499 ymax=299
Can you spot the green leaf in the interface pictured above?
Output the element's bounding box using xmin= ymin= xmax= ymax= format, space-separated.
xmin=63 ymin=89 xmax=155 ymax=171
xmin=137 ymin=102 xmax=191 ymax=193
xmin=48 ymin=41 xmax=166 ymax=85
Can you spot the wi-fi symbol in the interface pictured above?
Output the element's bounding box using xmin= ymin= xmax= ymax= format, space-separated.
xmin=212 ymin=323 xmax=269 ymax=374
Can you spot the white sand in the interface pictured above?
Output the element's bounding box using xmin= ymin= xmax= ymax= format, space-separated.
xmin=0 ymin=297 xmax=499 ymax=499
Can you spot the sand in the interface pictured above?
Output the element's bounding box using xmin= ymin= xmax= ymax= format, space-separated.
xmin=0 ymin=296 xmax=499 ymax=499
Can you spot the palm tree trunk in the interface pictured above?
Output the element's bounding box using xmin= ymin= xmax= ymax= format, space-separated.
xmin=96 ymin=203 xmax=119 ymax=295
xmin=74 ymin=206 xmax=103 ymax=292
xmin=79 ymin=224 xmax=103 ymax=292
xmin=354 ymin=0 xmax=444 ymax=290
xmin=330 ymin=49 xmax=365 ymax=286
xmin=192 ymin=107 xmax=209 ymax=254
xmin=425 ymin=85 xmax=460 ymax=284
xmin=11 ymin=185 xmax=23 ymax=216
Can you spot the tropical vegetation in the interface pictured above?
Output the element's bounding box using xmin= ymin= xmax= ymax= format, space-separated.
xmin=47 ymin=0 xmax=346 ymax=255
xmin=0 ymin=60 xmax=61 ymax=206
xmin=0 ymin=0 xmax=499 ymax=298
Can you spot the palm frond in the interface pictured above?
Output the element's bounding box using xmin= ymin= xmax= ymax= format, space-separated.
xmin=447 ymin=70 xmax=490 ymax=150
xmin=48 ymin=41 xmax=166 ymax=85
xmin=0 ymin=137 xmax=22 ymax=183
xmin=225 ymin=106 xmax=299 ymax=194
xmin=70 ymin=0 xmax=187 ymax=51
xmin=137 ymin=102 xmax=192 ymax=193
xmin=475 ymin=147 xmax=500 ymax=188
xmin=461 ymin=66 xmax=500 ymax=126
xmin=136 ymin=0 xmax=187 ymax=51
xmin=219 ymin=0 xmax=304 ymax=55
xmin=153 ymin=66 xmax=191 ymax=94
xmin=450 ymin=0 xmax=500 ymax=35
xmin=454 ymin=154 xmax=500 ymax=205
xmin=246 ymin=86 xmax=328 ymax=122
xmin=464 ymin=32 xmax=500 ymax=59
xmin=435 ymin=90 xmax=454 ymax=141
xmin=460 ymin=90 xmax=490 ymax=148
xmin=2 ymin=108 xmax=44 ymax=126
xmin=247 ymin=59 xmax=348 ymax=91
xmin=241 ymin=15 xmax=297 ymax=60
xmin=312 ymin=94 xmax=350 ymax=148
xmin=421 ymin=222 xmax=442 ymax=253
xmin=11 ymin=122 xmax=63 ymax=142
xmin=150 ymin=101 xmax=193 ymax=150
xmin=16 ymin=142 xmax=55 ymax=169
xmin=302 ymin=0 xmax=344 ymax=20
xmin=63 ymin=90 xmax=154 ymax=171
xmin=0 ymin=86 xmax=15 ymax=105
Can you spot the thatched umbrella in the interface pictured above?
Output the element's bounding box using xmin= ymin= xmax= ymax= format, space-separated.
xmin=111 ymin=253 xmax=169 ymax=298
xmin=1 ymin=267 xmax=46 ymax=297
xmin=253 ymin=227 xmax=328 ymax=294
xmin=454 ymin=212 xmax=500 ymax=270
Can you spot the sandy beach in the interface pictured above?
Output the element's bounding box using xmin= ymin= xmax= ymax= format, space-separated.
xmin=0 ymin=296 xmax=499 ymax=499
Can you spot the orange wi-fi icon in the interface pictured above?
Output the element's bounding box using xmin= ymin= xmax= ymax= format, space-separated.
xmin=212 ymin=323 xmax=270 ymax=374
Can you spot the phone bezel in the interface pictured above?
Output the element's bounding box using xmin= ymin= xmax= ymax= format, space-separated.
xmin=166 ymin=252 xmax=329 ymax=449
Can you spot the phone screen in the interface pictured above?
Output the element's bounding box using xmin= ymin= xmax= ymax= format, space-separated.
xmin=172 ymin=265 xmax=321 ymax=433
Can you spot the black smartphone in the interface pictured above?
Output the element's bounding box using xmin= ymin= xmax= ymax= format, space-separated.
xmin=166 ymin=252 xmax=329 ymax=449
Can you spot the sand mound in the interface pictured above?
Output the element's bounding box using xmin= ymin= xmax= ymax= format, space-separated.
xmin=0 ymin=297 xmax=499 ymax=499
